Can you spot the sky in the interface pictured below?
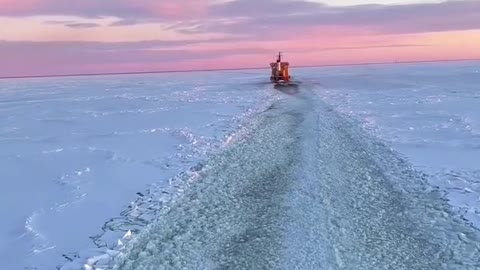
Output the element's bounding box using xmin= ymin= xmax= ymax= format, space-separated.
xmin=1 ymin=0 xmax=480 ymax=77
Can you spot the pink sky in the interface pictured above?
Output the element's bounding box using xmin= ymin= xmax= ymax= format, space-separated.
xmin=1 ymin=0 xmax=480 ymax=77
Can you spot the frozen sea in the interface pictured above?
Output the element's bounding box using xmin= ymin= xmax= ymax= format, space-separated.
xmin=0 ymin=61 xmax=479 ymax=269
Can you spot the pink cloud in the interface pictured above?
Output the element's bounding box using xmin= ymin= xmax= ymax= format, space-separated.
xmin=183 ymin=0 xmax=480 ymax=38
xmin=0 ymin=0 xmax=41 ymax=13
xmin=149 ymin=1 xmax=208 ymax=18
xmin=2 ymin=28 xmax=480 ymax=77
xmin=0 ymin=0 xmax=208 ymax=19
xmin=1 ymin=0 xmax=480 ymax=77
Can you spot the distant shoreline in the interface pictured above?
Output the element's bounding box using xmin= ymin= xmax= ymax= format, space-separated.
xmin=1 ymin=58 xmax=479 ymax=80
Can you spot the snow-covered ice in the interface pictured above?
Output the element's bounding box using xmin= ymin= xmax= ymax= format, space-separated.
xmin=1 ymin=61 xmax=480 ymax=269
xmin=0 ymin=71 xmax=273 ymax=270
xmin=313 ymin=61 xmax=480 ymax=229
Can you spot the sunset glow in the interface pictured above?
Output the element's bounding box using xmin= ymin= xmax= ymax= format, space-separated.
xmin=1 ymin=0 xmax=479 ymax=77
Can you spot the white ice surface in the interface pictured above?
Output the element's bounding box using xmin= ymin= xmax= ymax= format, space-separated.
xmin=1 ymin=62 xmax=480 ymax=269
xmin=309 ymin=61 xmax=480 ymax=229
xmin=0 ymin=71 xmax=273 ymax=270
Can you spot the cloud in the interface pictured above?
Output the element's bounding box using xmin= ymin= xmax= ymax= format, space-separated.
xmin=110 ymin=18 xmax=140 ymax=26
xmin=0 ymin=40 xmax=270 ymax=77
xmin=197 ymin=0 xmax=480 ymax=36
xmin=65 ymin=22 xmax=100 ymax=28
xmin=1 ymin=0 xmax=478 ymax=36
xmin=0 ymin=40 xmax=429 ymax=69
xmin=0 ymin=0 xmax=209 ymax=19
xmin=1 ymin=0 xmax=480 ymax=77
xmin=0 ymin=39 xmax=268 ymax=70
xmin=44 ymin=19 xmax=75 ymax=24
xmin=0 ymin=39 xmax=242 ymax=54
xmin=0 ymin=16 xmax=235 ymax=42
xmin=43 ymin=19 xmax=101 ymax=28
xmin=2 ymin=29 xmax=480 ymax=77
xmin=318 ymin=44 xmax=430 ymax=52
xmin=0 ymin=0 xmax=42 ymax=13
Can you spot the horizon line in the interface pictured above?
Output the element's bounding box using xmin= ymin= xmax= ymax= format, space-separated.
xmin=1 ymin=58 xmax=479 ymax=80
